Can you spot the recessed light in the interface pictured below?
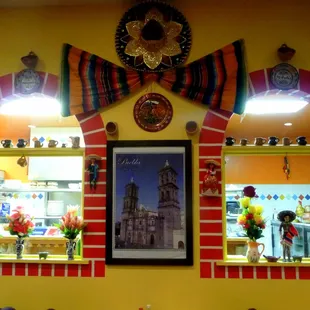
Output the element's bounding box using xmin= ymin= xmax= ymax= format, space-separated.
xmin=284 ymin=123 xmax=292 ymax=126
xmin=28 ymin=125 xmax=36 ymax=128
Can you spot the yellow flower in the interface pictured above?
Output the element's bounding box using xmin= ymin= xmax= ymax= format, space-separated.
xmin=255 ymin=205 xmax=264 ymax=215
xmin=240 ymin=197 xmax=251 ymax=208
xmin=237 ymin=215 xmax=246 ymax=225
xmin=248 ymin=205 xmax=256 ymax=214
xmin=254 ymin=214 xmax=263 ymax=224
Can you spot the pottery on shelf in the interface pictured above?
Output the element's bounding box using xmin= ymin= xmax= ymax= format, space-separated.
xmin=254 ymin=137 xmax=266 ymax=146
xmin=246 ymin=241 xmax=265 ymax=263
xmin=263 ymin=255 xmax=280 ymax=263
xmin=296 ymin=136 xmax=307 ymax=146
xmin=268 ymin=136 xmax=279 ymax=146
xmin=16 ymin=237 xmax=25 ymax=259
xmin=225 ymin=137 xmax=235 ymax=146
xmin=66 ymin=239 xmax=77 ymax=260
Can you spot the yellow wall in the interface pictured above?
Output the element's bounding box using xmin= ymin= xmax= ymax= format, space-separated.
xmin=1 ymin=1 xmax=310 ymax=309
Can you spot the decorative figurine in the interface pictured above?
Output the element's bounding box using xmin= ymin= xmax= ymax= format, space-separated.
xmin=87 ymin=155 xmax=101 ymax=191
xmin=202 ymin=159 xmax=221 ymax=195
xmin=278 ymin=210 xmax=299 ymax=262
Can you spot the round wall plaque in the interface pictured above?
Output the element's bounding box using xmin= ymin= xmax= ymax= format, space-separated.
xmin=270 ymin=63 xmax=299 ymax=90
xmin=15 ymin=69 xmax=42 ymax=95
xmin=133 ymin=93 xmax=173 ymax=132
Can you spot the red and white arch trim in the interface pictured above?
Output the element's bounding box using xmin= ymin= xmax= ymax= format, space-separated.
xmin=199 ymin=68 xmax=310 ymax=280
xmin=0 ymin=73 xmax=107 ymax=278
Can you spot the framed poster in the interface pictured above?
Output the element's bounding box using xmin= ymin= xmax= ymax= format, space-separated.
xmin=106 ymin=140 xmax=193 ymax=266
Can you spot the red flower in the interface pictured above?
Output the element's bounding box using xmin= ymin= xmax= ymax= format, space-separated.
xmin=243 ymin=223 xmax=250 ymax=229
xmin=246 ymin=213 xmax=254 ymax=220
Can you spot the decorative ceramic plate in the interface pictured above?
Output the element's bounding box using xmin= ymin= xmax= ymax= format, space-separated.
xmin=134 ymin=93 xmax=173 ymax=132
xmin=270 ymin=63 xmax=299 ymax=90
xmin=15 ymin=69 xmax=42 ymax=94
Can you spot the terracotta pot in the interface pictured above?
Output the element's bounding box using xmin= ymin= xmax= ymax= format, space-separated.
xmin=246 ymin=241 xmax=265 ymax=263
xmin=185 ymin=121 xmax=199 ymax=135
xmin=106 ymin=121 xmax=118 ymax=136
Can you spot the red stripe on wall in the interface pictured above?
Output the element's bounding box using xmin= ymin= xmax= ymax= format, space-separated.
xmin=84 ymin=184 xmax=106 ymax=195
xmin=85 ymin=222 xmax=106 ymax=233
xmin=81 ymin=261 xmax=92 ymax=277
xmin=200 ymin=196 xmax=222 ymax=207
xmin=28 ymin=264 xmax=39 ymax=276
xmin=41 ymin=264 xmax=52 ymax=277
xmin=200 ymin=248 xmax=223 ymax=260
xmin=202 ymin=113 xmax=229 ymax=131
xmin=54 ymin=265 xmax=65 ymax=277
xmin=242 ymin=266 xmax=254 ymax=279
xmin=80 ymin=119 xmax=104 ymax=134
xmin=84 ymin=235 xmax=106 ymax=246
xmin=43 ymin=73 xmax=58 ymax=97
xmin=213 ymin=264 xmax=225 ymax=278
xmin=68 ymin=265 xmax=79 ymax=277
xmin=212 ymin=109 xmax=232 ymax=119
xmin=84 ymin=209 xmax=106 ymax=220
xmin=0 ymin=74 xmax=13 ymax=98
xmin=284 ymin=267 xmax=296 ymax=280
xmin=299 ymin=268 xmax=310 ymax=279
xmin=200 ymin=209 xmax=222 ymax=221
xmin=84 ymin=196 xmax=106 ymax=207
xmin=299 ymin=69 xmax=310 ymax=94
xmin=200 ymin=222 xmax=222 ymax=234
xmin=83 ymin=247 xmax=106 ymax=258
xmin=270 ymin=267 xmax=282 ymax=279
xmin=15 ymin=263 xmax=26 ymax=276
xmin=200 ymin=262 xmax=212 ymax=278
xmin=2 ymin=263 xmax=12 ymax=276
xmin=249 ymin=70 xmax=267 ymax=94
xmin=200 ymin=235 xmax=222 ymax=247
xmin=76 ymin=111 xmax=98 ymax=122
xmin=199 ymin=146 xmax=222 ymax=157
xmin=227 ymin=266 xmax=239 ymax=278
xmin=256 ymin=266 xmax=268 ymax=279
xmin=199 ymin=129 xmax=225 ymax=144
xmin=85 ymin=148 xmax=107 ymax=157
xmin=94 ymin=261 xmax=105 ymax=277
xmin=84 ymin=132 xmax=107 ymax=146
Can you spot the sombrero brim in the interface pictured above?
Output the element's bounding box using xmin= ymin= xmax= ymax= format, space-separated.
xmin=205 ymin=159 xmax=221 ymax=166
xmin=277 ymin=210 xmax=296 ymax=222
xmin=86 ymin=154 xmax=101 ymax=160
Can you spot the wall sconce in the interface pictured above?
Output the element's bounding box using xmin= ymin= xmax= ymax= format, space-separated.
xmin=106 ymin=121 xmax=118 ymax=136
xmin=185 ymin=121 xmax=199 ymax=135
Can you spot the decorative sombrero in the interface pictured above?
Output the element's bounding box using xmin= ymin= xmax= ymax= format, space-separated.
xmin=115 ymin=0 xmax=191 ymax=72
xmin=205 ymin=159 xmax=221 ymax=167
xmin=86 ymin=154 xmax=101 ymax=161
xmin=277 ymin=210 xmax=296 ymax=222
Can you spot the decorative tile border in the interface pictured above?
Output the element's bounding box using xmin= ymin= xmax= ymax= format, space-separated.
xmin=227 ymin=193 xmax=310 ymax=201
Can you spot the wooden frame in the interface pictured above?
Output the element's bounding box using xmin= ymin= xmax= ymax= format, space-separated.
xmin=106 ymin=140 xmax=193 ymax=266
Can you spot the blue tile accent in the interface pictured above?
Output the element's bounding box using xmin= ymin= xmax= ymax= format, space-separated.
xmin=286 ymin=194 xmax=291 ymax=200
xmin=260 ymin=194 xmax=266 ymax=200
xmin=292 ymin=194 xmax=298 ymax=200
xmin=39 ymin=137 xmax=45 ymax=143
xmin=25 ymin=194 xmax=31 ymax=199
xmin=306 ymin=194 xmax=310 ymax=200
xmin=273 ymin=194 xmax=279 ymax=200
xmin=227 ymin=196 xmax=234 ymax=201
xmin=38 ymin=193 xmax=43 ymax=199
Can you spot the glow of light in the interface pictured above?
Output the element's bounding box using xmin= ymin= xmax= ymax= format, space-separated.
xmin=245 ymin=96 xmax=308 ymax=114
xmin=28 ymin=125 xmax=36 ymax=128
xmin=284 ymin=122 xmax=292 ymax=126
xmin=0 ymin=96 xmax=61 ymax=116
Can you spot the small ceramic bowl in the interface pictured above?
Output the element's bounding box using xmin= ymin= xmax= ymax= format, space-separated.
xmin=293 ymin=256 xmax=303 ymax=262
xmin=39 ymin=251 xmax=49 ymax=260
xmin=263 ymin=255 xmax=280 ymax=263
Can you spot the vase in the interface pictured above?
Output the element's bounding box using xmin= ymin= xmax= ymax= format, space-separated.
xmin=66 ymin=239 xmax=76 ymax=260
xmin=15 ymin=237 xmax=24 ymax=259
xmin=246 ymin=241 xmax=265 ymax=263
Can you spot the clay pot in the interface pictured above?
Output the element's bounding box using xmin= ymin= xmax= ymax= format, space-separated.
xmin=277 ymin=44 xmax=296 ymax=62
xmin=185 ymin=121 xmax=199 ymax=135
xmin=106 ymin=122 xmax=118 ymax=136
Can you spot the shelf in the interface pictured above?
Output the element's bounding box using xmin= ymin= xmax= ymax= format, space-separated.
xmin=222 ymin=145 xmax=310 ymax=155
xmin=217 ymin=260 xmax=310 ymax=267
xmin=0 ymin=188 xmax=81 ymax=193
xmin=0 ymin=147 xmax=85 ymax=157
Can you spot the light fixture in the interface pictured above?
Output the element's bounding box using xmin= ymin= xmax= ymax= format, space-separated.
xmin=245 ymin=94 xmax=308 ymax=115
xmin=0 ymin=95 xmax=60 ymax=116
xmin=28 ymin=125 xmax=36 ymax=128
xmin=284 ymin=122 xmax=292 ymax=126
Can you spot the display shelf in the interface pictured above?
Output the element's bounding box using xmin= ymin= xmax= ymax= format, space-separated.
xmin=0 ymin=255 xmax=89 ymax=264
xmin=0 ymin=147 xmax=85 ymax=157
xmin=0 ymin=188 xmax=81 ymax=193
xmin=217 ymin=260 xmax=310 ymax=267
xmin=222 ymin=145 xmax=310 ymax=155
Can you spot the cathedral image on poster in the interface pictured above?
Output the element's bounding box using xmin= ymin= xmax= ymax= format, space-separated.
xmin=112 ymin=148 xmax=187 ymax=260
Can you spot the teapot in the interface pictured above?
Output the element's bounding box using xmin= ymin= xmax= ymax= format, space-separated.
xmin=17 ymin=155 xmax=27 ymax=167
xmin=70 ymin=136 xmax=80 ymax=149
xmin=16 ymin=138 xmax=28 ymax=148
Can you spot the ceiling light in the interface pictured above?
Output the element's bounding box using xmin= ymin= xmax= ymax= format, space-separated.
xmin=284 ymin=122 xmax=292 ymax=126
xmin=0 ymin=96 xmax=60 ymax=116
xmin=245 ymin=96 xmax=308 ymax=114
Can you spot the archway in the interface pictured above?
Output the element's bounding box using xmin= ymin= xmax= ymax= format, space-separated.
xmin=199 ymin=68 xmax=310 ymax=280
xmin=0 ymin=72 xmax=107 ymax=278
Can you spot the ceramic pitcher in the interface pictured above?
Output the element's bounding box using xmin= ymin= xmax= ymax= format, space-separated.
xmin=246 ymin=241 xmax=265 ymax=263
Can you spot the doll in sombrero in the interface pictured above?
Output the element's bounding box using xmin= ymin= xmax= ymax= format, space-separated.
xmin=278 ymin=210 xmax=299 ymax=262
xmin=203 ymin=159 xmax=221 ymax=195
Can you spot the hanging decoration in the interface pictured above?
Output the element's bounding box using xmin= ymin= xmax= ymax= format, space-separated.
xmin=283 ymin=156 xmax=290 ymax=179
xmin=115 ymin=1 xmax=191 ymax=72
xmin=201 ymin=159 xmax=221 ymax=196
xmin=86 ymin=154 xmax=101 ymax=191
xmin=134 ymin=93 xmax=173 ymax=132
xmin=60 ymin=39 xmax=247 ymax=117
xmin=15 ymin=52 xmax=42 ymax=95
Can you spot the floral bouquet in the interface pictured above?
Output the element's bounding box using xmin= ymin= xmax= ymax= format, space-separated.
xmin=54 ymin=205 xmax=87 ymax=240
xmin=5 ymin=206 xmax=34 ymax=238
xmin=237 ymin=195 xmax=266 ymax=241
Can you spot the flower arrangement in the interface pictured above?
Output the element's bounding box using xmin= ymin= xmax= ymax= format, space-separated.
xmin=237 ymin=187 xmax=266 ymax=241
xmin=54 ymin=205 xmax=87 ymax=240
xmin=5 ymin=206 xmax=34 ymax=238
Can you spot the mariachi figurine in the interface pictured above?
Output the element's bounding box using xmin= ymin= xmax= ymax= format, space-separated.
xmin=202 ymin=159 xmax=221 ymax=195
xmin=278 ymin=210 xmax=299 ymax=262
xmin=87 ymin=155 xmax=101 ymax=191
